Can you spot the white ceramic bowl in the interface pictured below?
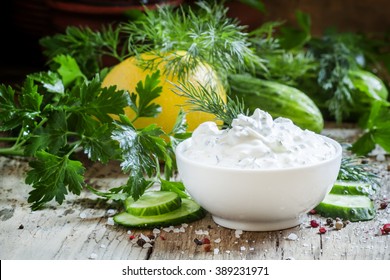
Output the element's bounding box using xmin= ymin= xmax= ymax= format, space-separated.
xmin=175 ymin=135 xmax=342 ymax=231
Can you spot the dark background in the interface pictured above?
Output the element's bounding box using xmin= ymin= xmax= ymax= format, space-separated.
xmin=1 ymin=0 xmax=389 ymax=86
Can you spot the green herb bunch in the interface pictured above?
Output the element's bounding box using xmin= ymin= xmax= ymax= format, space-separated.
xmin=40 ymin=1 xmax=263 ymax=82
xmin=0 ymin=55 xmax=187 ymax=209
xmin=306 ymin=33 xmax=363 ymax=123
xmin=248 ymin=20 xmax=317 ymax=87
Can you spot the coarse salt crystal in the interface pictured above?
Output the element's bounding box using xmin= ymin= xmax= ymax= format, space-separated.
xmin=225 ymin=250 xmax=231 ymax=254
xmin=79 ymin=212 xmax=87 ymax=219
xmin=173 ymin=228 xmax=181 ymax=233
xmin=286 ymin=233 xmax=298 ymax=241
xmin=235 ymin=229 xmax=243 ymax=238
xmin=106 ymin=209 xmax=116 ymax=216
xmin=214 ymin=248 xmax=220 ymax=255
xmin=140 ymin=233 xmax=151 ymax=242
xmin=89 ymin=253 xmax=98 ymax=259
xmin=214 ymin=238 xmax=221 ymax=243
xmin=240 ymin=246 xmax=246 ymax=251
xmin=376 ymin=154 xmax=386 ymax=161
xmin=153 ymin=228 xmax=161 ymax=234
xmin=127 ymin=230 xmax=132 ymax=235
xmin=143 ymin=243 xmax=153 ymax=248
xmin=249 ymin=247 xmax=255 ymax=251
xmin=181 ymin=223 xmax=189 ymax=228
xmin=179 ymin=227 xmax=186 ymax=233
xmin=163 ymin=226 xmax=174 ymax=232
xmin=106 ymin=217 xmax=115 ymax=226
xmin=195 ymin=229 xmax=209 ymax=235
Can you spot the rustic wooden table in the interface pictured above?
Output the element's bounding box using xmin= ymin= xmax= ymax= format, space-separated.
xmin=1 ymin=127 xmax=389 ymax=260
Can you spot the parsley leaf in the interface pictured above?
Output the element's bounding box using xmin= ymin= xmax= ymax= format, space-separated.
xmin=53 ymin=55 xmax=86 ymax=86
xmin=82 ymin=123 xmax=119 ymax=163
xmin=25 ymin=110 xmax=68 ymax=156
xmin=26 ymin=151 xmax=85 ymax=210
xmin=160 ymin=179 xmax=189 ymax=198
xmin=351 ymin=101 xmax=390 ymax=155
xmin=0 ymin=79 xmax=43 ymax=132
xmin=67 ymin=75 xmax=130 ymax=123
xmin=112 ymin=115 xmax=174 ymax=200
xmin=129 ymin=70 xmax=163 ymax=120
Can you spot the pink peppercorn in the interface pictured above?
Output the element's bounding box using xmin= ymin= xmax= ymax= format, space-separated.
xmin=203 ymin=244 xmax=211 ymax=252
xmin=380 ymin=202 xmax=388 ymax=209
xmin=129 ymin=235 xmax=136 ymax=240
xmin=309 ymin=209 xmax=316 ymax=215
xmin=319 ymin=227 xmax=327 ymax=234
xmin=383 ymin=224 xmax=390 ymax=234
xmin=202 ymin=237 xmax=211 ymax=244
xmin=310 ymin=220 xmax=320 ymax=228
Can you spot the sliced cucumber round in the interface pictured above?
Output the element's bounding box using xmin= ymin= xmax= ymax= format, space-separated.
xmin=114 ymin=199 xmax=206 ymax=228
xmin=125 ymin=191 xmax=182 ymax=216
xmin=330 ymin=180 xmax=375 ymax=196
xmin=315 ymin=193 xmax=375 ymax=222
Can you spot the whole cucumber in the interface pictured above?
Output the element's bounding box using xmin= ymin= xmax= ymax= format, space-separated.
xmin=348 ymin=69 xmax=389 ymax=111
xmin=228 ymin=74 xmax=324 ymax=133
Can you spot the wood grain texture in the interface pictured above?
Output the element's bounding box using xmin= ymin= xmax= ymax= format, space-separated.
xmin=0 ymin=128 xmax=389 ymax=260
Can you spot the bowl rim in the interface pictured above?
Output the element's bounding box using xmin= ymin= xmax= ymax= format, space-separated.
xmin=175 ymin=134 xmax=342 ymax=173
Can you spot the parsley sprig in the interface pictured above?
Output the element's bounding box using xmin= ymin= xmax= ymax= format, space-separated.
xmin=0 ymin=55 xmax=186 ymax=209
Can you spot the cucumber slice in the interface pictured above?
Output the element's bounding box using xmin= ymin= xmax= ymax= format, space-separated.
xmin=330 ymin=180 xmax=375 ymax=196
xmin=125 ymin=191 xmax=182 ymax=216
xmin=114 ymin=199 xmax=206 ymax=228
xmin=315 ymin=194 xmax=375 ymax=222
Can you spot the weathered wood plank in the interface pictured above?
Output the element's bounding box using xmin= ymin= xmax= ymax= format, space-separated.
xmin=0 ymin=156 xmax=147 ymax=260
xmin=1 ymin=127 xmax=389 ymax=260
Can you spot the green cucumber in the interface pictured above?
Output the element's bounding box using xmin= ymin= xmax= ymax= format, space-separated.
xmin=330 ymin=180 xmax=375 ymax=196
xmin=228 ymin=74 xmax=324 ymax=133
xmin=315 ymin=194 xmax=375 ymax=222
xmin=114 ymin=199 xmax=206 ymax=228
xmin=348 ymin=69 xmax=388 ymax=107
xmin=125 ymin=191 xmax=182 ymax=216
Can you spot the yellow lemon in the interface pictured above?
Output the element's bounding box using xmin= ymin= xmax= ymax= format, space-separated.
xmin=101 ymin=51 xmax=226 ymax=133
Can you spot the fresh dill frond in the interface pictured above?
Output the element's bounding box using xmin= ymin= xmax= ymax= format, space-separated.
xmin=307 ymin=34 xmax=362 ymax=123
xmin=120 ymin=1 xmax=264 ymax=80
xmin=171 ymin=81 xmax=248 ymax=128
xmin=338 ymin=156 xmax=380 ymax=190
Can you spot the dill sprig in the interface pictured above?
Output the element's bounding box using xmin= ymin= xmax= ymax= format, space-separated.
xmin=338 ymin=156 xmax=380 ymax=190
xmin=40 ymin=25 xmax=127 ymax=78
xmin=120 ymin=1 xmax=264 ymax=80
xmin=171 ymin=81 xmax=248 ymax=128
xmin=307 ymin=34 xmax=363 ymax=123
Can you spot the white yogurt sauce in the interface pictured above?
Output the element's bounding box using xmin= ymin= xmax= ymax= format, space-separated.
xmin=181 ymin=109 xmax=337 ymax=169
